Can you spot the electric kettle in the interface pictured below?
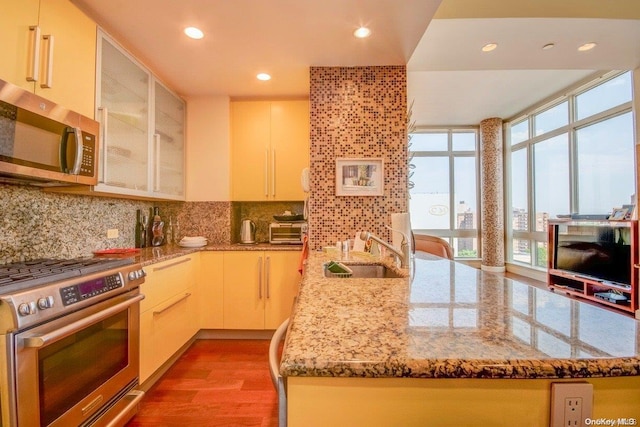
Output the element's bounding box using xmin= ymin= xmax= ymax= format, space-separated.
xmin=240 ymin=219 xmax=256 ymax=244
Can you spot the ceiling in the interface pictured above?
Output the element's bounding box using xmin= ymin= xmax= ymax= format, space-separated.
xmin=71 ymin=0 xmax=640 ymax=127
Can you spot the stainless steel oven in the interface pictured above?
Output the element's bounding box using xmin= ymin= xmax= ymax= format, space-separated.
xmin=0 ymin=257 xmax=146 ymax=427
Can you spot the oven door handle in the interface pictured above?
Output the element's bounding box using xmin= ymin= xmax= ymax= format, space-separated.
xmin=22 ymin=294 xmax=144 ymax=348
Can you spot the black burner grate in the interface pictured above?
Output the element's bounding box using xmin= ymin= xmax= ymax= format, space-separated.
xmin=0 ymin=257 xmax=133 ymax=292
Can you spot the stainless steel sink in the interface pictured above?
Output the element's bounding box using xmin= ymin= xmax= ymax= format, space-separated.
xmin=323 ymin=262 xmax=405 ymax=278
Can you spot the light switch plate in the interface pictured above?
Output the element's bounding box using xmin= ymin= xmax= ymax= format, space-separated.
xmin=107 ymin=229 xmax=119 ymax=239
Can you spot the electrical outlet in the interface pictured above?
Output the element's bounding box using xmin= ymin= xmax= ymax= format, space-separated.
xmin=107 ymin=229 xmax=119 ymax=239
xmin=550 ymin=382 xmax=593 ymax=427
xmin=564 ymin=397 xmax=583 ymax=426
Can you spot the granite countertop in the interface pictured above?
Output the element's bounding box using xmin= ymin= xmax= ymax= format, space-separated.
xmin=119 ymin=242 xmax=301 ymax=267
xmin=280 ymin=250 xmax=640 ymax=379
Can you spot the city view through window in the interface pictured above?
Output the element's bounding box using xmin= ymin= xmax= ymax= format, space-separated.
xmin=409 ymin=131 xmax=478 ymax=258
xmin=509 ymin=71 xmax=635 ymax=268
xmin=409 ymin=71 xmax=635 ymax=267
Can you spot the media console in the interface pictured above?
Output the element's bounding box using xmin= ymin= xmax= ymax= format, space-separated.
xmin=547 ymin=219 xmax=638 ymax=314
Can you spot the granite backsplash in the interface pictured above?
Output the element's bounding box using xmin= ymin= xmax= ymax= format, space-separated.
xmin=0 ymin=183 xmax=304 ymax=264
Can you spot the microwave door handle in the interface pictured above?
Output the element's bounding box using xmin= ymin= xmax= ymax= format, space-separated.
xmin=59 ymin=127 xmax=73 ymax=173
xmin=70 ymin=127 xmax=83 ymax=174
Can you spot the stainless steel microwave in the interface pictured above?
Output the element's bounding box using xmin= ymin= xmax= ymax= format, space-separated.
xmin=0 ymin=78 xmax=99 ymax=186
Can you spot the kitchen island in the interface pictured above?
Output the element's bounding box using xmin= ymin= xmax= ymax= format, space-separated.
xmin=280 ymin=251 xmax=640 ymax=426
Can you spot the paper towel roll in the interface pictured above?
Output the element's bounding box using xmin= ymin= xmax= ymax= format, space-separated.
xmin=391 ymin=212 xmax=412 ymax=251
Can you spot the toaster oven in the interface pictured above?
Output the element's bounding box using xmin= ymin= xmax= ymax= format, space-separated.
xmin=269 ymin=222 xmax=307 ymax=244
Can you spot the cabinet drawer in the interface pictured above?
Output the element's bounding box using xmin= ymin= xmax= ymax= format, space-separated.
xmin=139 ymin=287 xmax=194 ymax=383
xmin=141 ymin=256 xmax=194 ymax=312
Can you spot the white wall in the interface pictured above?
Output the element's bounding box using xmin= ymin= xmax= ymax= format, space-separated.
xmin=185 ymin=96 xmax=230 ymax=201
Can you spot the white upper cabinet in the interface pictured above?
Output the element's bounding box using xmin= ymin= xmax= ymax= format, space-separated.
xmin=94 ymin=30 xmax=185 ymax=200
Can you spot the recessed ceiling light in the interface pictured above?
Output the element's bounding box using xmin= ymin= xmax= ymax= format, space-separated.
xmin=542 ymin=43 xmax=555 ymax=50
xmin=481 ymin=43 xmax=497 ymax=52
xmin=257 ymin=73 xmax=271 ymax=81
xmin=184 ymin=27 xmax=204 ymax=40
xmin=353 ymin=27 xmax=371 ymax=38
xmin=578 ymin=42 xmax=597 ymax=52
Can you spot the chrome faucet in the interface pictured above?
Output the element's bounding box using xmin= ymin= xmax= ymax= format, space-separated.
xmin=360 ymin=227 xmax=410 ymax=268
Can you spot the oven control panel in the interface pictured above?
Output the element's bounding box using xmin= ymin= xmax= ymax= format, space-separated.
xmin=60 ymin=273 xmax=123 ymax=306
xmin=3 ymin=262 xmax=145 ymax=330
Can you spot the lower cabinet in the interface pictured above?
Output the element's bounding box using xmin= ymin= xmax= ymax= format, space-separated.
xmin=139 ymin=255 xmax=198 ymax=383
xmin=138 ymin=250 xmax=299 ymax=383
xmin=198 ymin=252 xmax=224 ymax=329
xmin=223 ymin=251 xmax=301 ymax=329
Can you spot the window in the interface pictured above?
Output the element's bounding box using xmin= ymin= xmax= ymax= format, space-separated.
xmin=533 ymin=133 xmax=569 ymax=230
xmin=506 ymin=71 xmax=635 ymax=269
xmin=575 ymin=112 xmax=635 ymax=214
xmin=534 ymin=101 xmax=568 ymax=136
xmin=409 ymin=129 xmax=479 ymax=258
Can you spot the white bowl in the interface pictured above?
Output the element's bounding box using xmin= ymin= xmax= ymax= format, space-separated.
xmin=180 ymin=236 xmax=207 ymax=242
xmin=178 ymin=240 xmax=208 ymax=248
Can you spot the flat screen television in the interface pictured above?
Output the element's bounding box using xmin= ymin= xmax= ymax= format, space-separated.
xmin=552 ymin=224 xmax=631 ymax=286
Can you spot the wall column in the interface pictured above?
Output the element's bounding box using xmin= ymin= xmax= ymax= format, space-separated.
xmin=480 ymin=118 xmax=505 ymax=272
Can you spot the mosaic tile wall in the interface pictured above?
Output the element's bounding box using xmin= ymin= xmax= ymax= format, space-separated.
xmin=308 ymin=66 xmax=408 ymax=250
xmin=0 ymin=184 xmax=231 ymax=264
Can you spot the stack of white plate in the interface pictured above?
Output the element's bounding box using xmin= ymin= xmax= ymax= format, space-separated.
xmin=178 ymin=236 xmax=208 ymax=248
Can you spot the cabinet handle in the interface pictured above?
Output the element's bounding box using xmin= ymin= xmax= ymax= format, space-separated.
xmin=153 ymin=293 xmax=191 ymax=315
xmin=258 ymin=256 xmax=263 ymax=299
xmin=153 ymin=257 xmax=191 ymax=271
xmin=271 ymin=149 xmax=276 ymax=197
xmin=266 ymin=256 xmax=271 ymax=299
xmin=40 ymin=34 xmax=54 ymax=89
xmin=264 ymin=149 xmax=269 ymax=197
xmin=97 ymin=107 xmax=108 ymax=183
xmin=153 ymin=133 xmax=161 ymax=192
xmin=26 ymin=26 xmax=41 ymax=82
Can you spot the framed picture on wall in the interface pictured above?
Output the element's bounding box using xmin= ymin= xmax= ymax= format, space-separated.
xmin=622 ymin=204 xmax=636 ymax=220
xmin=609 ymin=207 xmax=629 ymax=221
xmin=335 ymin=158 xmax=384 ymax=196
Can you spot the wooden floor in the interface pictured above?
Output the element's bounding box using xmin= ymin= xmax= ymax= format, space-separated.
xmin=126 ymin=339 xmax=278 ymax=427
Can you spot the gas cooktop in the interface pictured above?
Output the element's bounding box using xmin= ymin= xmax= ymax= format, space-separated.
xmin=0 ymin=257 xmax=134 ymax=294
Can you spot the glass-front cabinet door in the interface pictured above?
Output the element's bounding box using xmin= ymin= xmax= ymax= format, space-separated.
xmin=97 ymin=32 xmax=150 ymax=194
xmin=153 ymin=81 xmax=185 ymax=198
xmin=95 ymin=30 xmax=185 ymax=200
